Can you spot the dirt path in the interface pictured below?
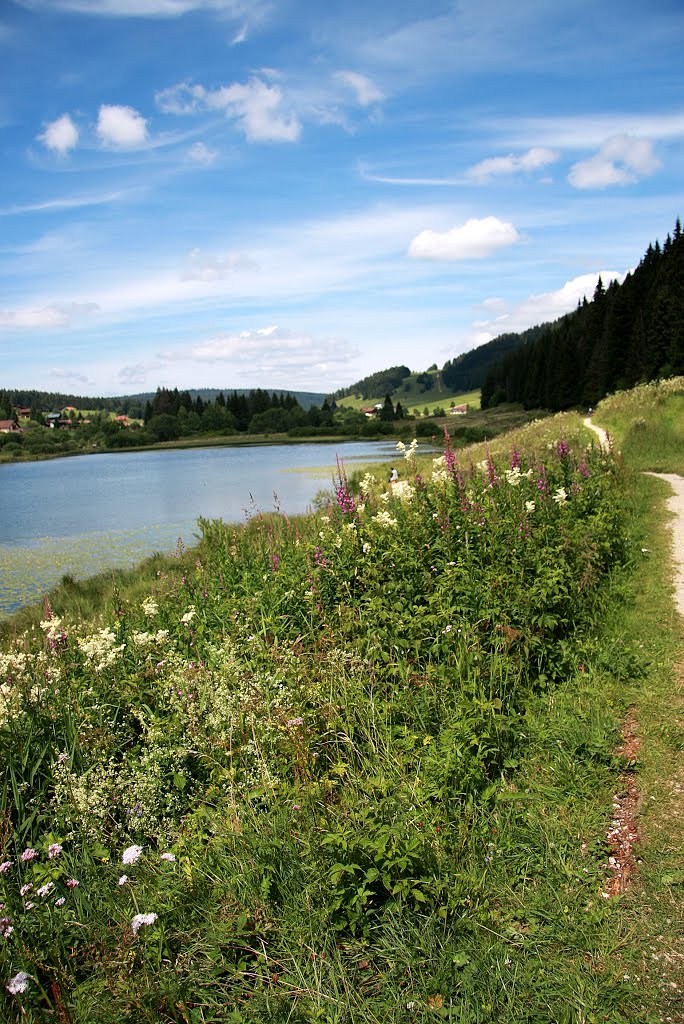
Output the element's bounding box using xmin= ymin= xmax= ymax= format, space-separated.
xmin=584 ymin=416 xmax=684 ymax=618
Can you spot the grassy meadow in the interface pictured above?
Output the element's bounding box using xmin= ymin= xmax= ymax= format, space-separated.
xmin=1 ymin=380 xmax=683 ymax=1022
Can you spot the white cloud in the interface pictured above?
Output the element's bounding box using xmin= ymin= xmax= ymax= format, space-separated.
xmin=568 ymin=134 xmax=661 ymax=189
xmin=187 ymin=141 xmax=217 ymax=164
xmin=96 ymin=104 xmax=148 ymax=148
xmin=473 ymin=270 xmax=627 ymax=342
xmin=334 ymin=71 xmax=384 ymax=107
xmin=191 ymin=325 xmax=359 ymax=374
xmin=38 ymin=113 xmax=79 ymax=155
xmin=408 ymin=216 xmax=519 ymax=261
xmin=157 ymin=77 xmax=300 ymax=143
xmin=467 ymin=147 xmax=558 ymax=181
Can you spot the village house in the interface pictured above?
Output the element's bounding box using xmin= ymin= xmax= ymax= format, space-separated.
xmin=0 ymin=419 xmax=21 ymax=433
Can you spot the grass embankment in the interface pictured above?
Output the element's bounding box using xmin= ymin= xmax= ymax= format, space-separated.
xmin=0 ymin=381 xmax=683 ymax=1022
xmin=337 ymin=389 xmax=481 ymax=416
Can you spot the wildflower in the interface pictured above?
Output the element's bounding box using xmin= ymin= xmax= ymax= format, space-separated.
xmin=6 ymin=971 xmax=30 ymax=995
xmin=553 ymin=487 xmax=568 ymax=506
xmin=66 ymin=879 xmax=79 ymax=889
xmin=142 ymin=597 xmax=158 ymax=617
xmin=25 ymin=902 xmax=34 ymax=910
xmin=0 ymin=862 xmax=12 ymax=874
xmin=372 ymin=510 xmax=398 ymax=528
xmin=57 ymin=752 xmax=69 ymax=764
xmin=118 ymin=875 xmax=129 ymax=886
xmin=19 ymin=884 xmax=33 ymax=896
xmin=0 ymin=917 xmax=13 ymax=938
xmin=122 ymin=845 xmax=143 ymax=865
xmin=36 ymin=882 xmax=54 ymax=898
xmin=54 ymin=897 xmax=66 ymax=907
xmin=47 ymin=843 xmax=63 ymax=859
xmin=21 ymin=849 xmax=37 ymax=863
xmin=180 ymin=607 xmax=196 ymax=624
xmin=525 ymin=501 xmax=536 ymax=513
xmin=131 ymin=912 xmax=158 ymax=935
xmin=286 ymin=717 xmax=304 ymax=728
xmin=160 ymin=853 xmax=175 ymax=862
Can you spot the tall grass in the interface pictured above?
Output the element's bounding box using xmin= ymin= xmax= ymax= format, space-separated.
xmin=0 ymin=386 xmax=682 ymax=1021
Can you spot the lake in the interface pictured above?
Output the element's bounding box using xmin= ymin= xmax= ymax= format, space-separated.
xmin=0 ymin=440 xmax=396 ymax=617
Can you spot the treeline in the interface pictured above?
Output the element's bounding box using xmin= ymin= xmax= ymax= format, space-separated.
xmin=0 ymin=390 xmax=142 ymax=418
xmin=142 ymin=387 xmax=339 ymax=440
xmin=482 ymin=219 xmax=684 ymax=410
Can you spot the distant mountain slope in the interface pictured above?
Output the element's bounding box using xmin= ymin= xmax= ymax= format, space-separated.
xmin=0 ymin=387 xmax=327 ymax=415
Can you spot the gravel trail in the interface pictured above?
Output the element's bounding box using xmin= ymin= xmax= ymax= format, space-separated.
xmin=584 ymin=416 xmax=684 ymax=619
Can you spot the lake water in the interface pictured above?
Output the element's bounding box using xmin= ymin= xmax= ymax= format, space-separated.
xmin=0 ymin=440 xmax=395 ymax=617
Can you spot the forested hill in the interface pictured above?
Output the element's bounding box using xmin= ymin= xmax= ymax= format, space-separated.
xmin=0 ymin=387 xmax=326 ymax=417
xmin=440 ymin=322 xmax=553 ymax=393
xmin=481 ymin=219 xmax=684 ymax=411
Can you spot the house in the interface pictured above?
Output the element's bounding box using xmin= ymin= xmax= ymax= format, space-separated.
xmin=14 ymin=407 xmax=31 ymax=420
xmin=114 ymin=415 xmax=130 ymax=426
xmin=448 ymin=404 xmax=469 ymax=415
xmin=0 ymin=419 xmax=21 ymax=433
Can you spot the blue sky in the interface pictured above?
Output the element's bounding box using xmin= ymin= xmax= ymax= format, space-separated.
xmin=1 ymin=0 xmax=683 ymax=397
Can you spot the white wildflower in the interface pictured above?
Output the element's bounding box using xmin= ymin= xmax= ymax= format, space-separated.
xmin=180 ymin=607 xmax=196 ymax=624
xmin=525 ymin=500 xmax=536 ymax=513
xmin=131 ymin=912 xmax=158 ymax=935
xmin=6 ymin=971 xmax=30 ymax=995
xmin=121 ymin=844 xmax=143 ymax=865
xmin=141 ymin=597 xmax=158 ymax=617
xmin=372 ymin=510 xmax=398 ymax=528
xmin=553 ymin=487 xmax=568 ymax=506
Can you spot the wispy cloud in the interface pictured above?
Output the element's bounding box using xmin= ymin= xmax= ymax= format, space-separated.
xmin=190 ymin=325 xmax=360 ymax=379
xmin=358 ymin=164 xmax=467 ymax=187
xmin=467 ymin=147 xmax=558 ymax=182
xmin=333 ymin=71 xmax=384 ymax=107
xmin=497 ymin=112 xmax=684 ymax=150
xmin=0 ymin=191 xmax=135 ymax=217
xmin=50 ymin=366 xmax=94 ymax=385
xmin=0 ymin=301 xmax=98 ymax=329
xmin=187 ymin=140 xmax=217 ymax=163
xmin=408 ymin=216 xmax=520 ymax=261
xmin=181 ymin=247 xmax=258 ymax=279
xmin=568 ymin=135 xmax=661 ymax=189
xmin=38 ymin=113 xmax=79 ymax=155
xmin=14 ymin=0 xmax=255 ymax=17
